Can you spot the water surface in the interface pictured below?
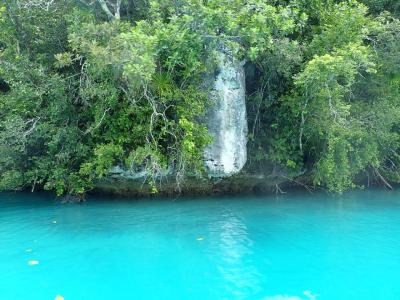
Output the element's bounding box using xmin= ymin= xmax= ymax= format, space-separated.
xmin=1 ymin=190 xmax=399 ymax=299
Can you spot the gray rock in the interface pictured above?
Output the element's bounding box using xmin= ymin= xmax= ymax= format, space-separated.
xmin=204 ymin=49 xmax=248 ymax=177
xmin=109 ymin=165 xmax=172 ymax=180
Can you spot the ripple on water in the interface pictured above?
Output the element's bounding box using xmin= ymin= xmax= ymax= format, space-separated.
xmin=0 ymin=190 xmax=400 ymax=299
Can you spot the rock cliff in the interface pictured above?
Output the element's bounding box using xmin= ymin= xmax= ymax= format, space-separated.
xmin=203 ymin=50 xmax=248 ymax=177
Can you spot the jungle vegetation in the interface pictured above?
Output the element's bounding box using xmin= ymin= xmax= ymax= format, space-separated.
xmin=0 ymin=0 xmax=399 ymax=196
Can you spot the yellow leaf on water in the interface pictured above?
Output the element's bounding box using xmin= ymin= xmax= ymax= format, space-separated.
xmin=55 ymin=295 xmax=64 ymax=300
xmin=28 ymin=260 xmax=39 ymax=265
xmin=196 ymin=237 xmax=204 ymax=241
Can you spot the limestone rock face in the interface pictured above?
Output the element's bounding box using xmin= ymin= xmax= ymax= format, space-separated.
xmin=204 ymin=51 xmax=248 ymax=177
xmin=107 ymin=49 xmax=248 ymax=184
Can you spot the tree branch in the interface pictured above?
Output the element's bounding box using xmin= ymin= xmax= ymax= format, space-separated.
xmin=97 ymin=0 xmax=115 ymax=19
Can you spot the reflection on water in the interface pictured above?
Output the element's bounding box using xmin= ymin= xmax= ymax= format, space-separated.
xmin=213 ymin=211 xmax=262 ymax=298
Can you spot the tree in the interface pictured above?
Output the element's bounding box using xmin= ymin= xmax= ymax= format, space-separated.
xmin=0 ymin=0 xmax=399 ymax=195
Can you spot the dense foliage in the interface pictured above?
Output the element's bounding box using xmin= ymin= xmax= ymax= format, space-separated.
xmin=0 ymin=0 xmax=399 ymax=196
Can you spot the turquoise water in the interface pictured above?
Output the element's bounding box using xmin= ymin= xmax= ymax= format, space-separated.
xmin=1 ymin=190 xmax=400 ymax=300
